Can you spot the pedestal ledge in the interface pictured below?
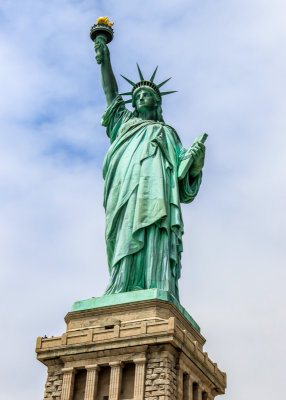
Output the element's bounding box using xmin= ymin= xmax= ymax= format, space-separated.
xmin=71 ymin=288 xmax=200 ymax=332
xmin=36 ymin=295 xmax=226 ymax=399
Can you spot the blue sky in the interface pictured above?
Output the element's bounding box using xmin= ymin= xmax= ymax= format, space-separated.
xmin=0 ymin=1 xmax=285 ymax=399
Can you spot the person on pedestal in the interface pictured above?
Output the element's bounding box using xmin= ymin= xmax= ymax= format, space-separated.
xmin=94 ymin=32 xmax=206 ymax=301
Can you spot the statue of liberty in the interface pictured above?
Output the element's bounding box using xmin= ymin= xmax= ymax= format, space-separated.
xmin=92 ymin=19 xmax=206 ymax=301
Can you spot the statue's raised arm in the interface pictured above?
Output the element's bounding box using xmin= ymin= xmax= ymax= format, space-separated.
xmin=91 ymin=18 xmax=118 ymax=105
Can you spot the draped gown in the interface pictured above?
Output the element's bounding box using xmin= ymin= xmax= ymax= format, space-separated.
xmin=102 ymin=95 xmax=202 ymax=300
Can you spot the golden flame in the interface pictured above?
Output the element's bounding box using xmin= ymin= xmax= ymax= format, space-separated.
xmin=96 ymin=17 xmax=114 ymax=27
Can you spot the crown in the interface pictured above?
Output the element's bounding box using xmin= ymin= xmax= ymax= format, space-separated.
xmin=120 ymin=64 xmax=177 ymax=104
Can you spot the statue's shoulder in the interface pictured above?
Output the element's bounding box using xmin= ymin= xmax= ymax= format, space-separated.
xmin=163 ymin=123 xmax=182 ymax=144
xmin=102 ymin=95 xmax=132 ymax=128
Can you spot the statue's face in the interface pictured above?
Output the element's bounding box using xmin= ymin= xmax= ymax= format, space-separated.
xmin=134 ymin=88 xmax=157 ymax=113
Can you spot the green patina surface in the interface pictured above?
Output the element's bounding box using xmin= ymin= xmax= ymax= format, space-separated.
xmin=90 ymin=24 xmax=207 ymax=302
xmin=71 ymin=289 xmax=200 ymax=332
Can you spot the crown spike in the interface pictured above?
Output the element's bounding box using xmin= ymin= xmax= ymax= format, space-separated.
xmin=157 ymin=77 xmax=172 ymax=89
xmin=124 ymin=99 xmax=133 ymax=104
xmin=136 ymin=63 xmax=144 ymax=81
xmin=150 ymin=66 xmax=158 ymax=82
xmin=120 ymin=92 xmax=133 ymax=96
xmin=160 ymin=90 xmax=177 ymax=96
xmin=120 ymin=74 xmax=136 ymax=86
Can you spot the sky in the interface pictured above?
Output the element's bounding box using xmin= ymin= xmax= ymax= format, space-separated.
xmin=0 ymin=0 xmax=285 ymax=399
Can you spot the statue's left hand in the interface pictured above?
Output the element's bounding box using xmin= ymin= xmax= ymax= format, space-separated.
xmin=190 ymin=141 xmax=205 ymax=177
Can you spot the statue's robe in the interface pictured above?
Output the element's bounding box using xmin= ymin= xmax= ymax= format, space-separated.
xmin=102 ymin=95 xmax=202 ymax=300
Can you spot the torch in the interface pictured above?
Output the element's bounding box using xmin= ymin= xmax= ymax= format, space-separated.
xmin=90 ymin=17 xmax=114 ymax=64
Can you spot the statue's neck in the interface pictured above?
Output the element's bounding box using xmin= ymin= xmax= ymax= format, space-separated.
xmin=138 ymin=109 xmax=158 ymax=122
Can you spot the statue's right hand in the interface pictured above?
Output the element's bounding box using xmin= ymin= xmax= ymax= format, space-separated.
xmin=94 ymin=38 xmax=109 ymax=65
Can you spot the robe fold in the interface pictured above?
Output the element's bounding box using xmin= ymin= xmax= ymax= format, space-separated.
xmin=102 ymin=95 xmax=202 ymax=300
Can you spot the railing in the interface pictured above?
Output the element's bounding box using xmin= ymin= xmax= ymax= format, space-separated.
xmin=36 ymin=316 xmax=226 ymax=387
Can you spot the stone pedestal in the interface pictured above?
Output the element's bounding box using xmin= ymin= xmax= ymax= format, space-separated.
xmin=36 ymin=291 xmax=226 ymax=400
